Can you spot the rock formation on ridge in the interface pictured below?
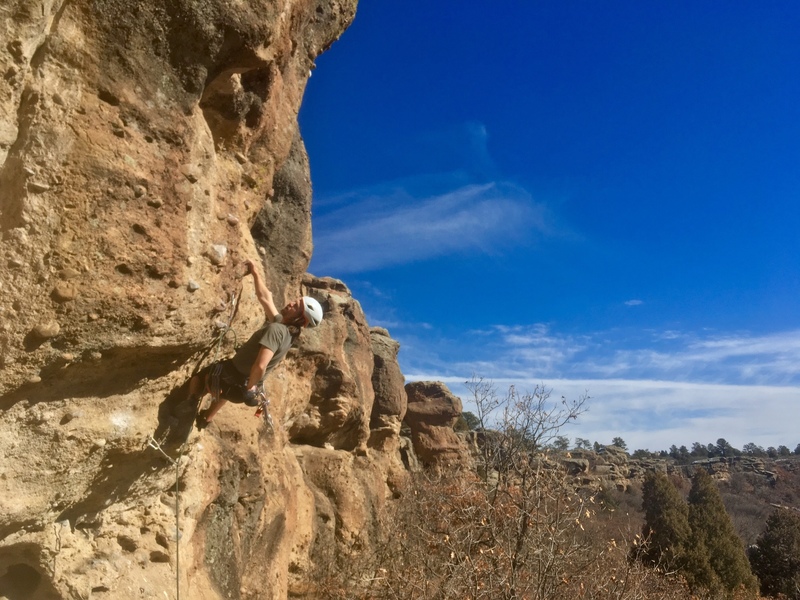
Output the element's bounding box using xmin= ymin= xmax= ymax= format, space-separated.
xmin=404 ymin=380 xmax=472 ymax=469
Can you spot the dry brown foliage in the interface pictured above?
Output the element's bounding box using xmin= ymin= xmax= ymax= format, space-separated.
xmin=310 ymin=380 xmax=713 ymax=599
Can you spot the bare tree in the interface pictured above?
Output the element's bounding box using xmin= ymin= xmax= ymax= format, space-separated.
xmin=314 ymin=378 xmax=695 ymax=600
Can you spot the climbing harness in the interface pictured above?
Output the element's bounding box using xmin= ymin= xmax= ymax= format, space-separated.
xmin=192 ymin=271 xmax=278 ymax=431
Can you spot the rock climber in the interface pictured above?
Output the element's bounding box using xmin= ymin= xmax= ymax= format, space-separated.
xmin=187 ymin=258 xmax=323 ymax=429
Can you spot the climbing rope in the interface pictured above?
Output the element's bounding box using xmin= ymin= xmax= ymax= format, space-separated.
xmin=211 ymin=285 xmax=242 ymax=362
xmin=146 ymin=435 xmax=183 ymax=600
xmin=138 ymin=278 xmax=249 ymax=598
xmin=189 ymin=282 xmax=243 ymax=383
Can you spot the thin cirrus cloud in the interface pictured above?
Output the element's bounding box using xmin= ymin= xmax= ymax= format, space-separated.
xmin=408 ymin=374 xmax=798 ymax=451
xmin=401 ymin=325 xmax=800 ymax=449
xmin=587 ymin=330 xmax=800 ymax=385
xmin=400 ymin=323 xmax=800 ymax=386
xmin=475 ymin=324 xmax=800 ymax=385
xmin=310 ymin=180 xmax=548 ymax=275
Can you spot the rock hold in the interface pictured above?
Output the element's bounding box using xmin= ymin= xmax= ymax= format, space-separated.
xmin=59 ymin=268 xmax=81 ymax=280
xmin=27 ymin=181 xmax=50 ymax=193
xmin=179 ymin=164 xmax=199 ymax=183
xmin=206 ymin=244 xmax=227 ymax=266
xmin=51 ymin=283 xmax=77 ymax=303
xmin=33 ymin=321 xmax=60 ymax=339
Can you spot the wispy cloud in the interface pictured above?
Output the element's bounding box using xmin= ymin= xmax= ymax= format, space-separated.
xmin=403 ymin=374 xmax=799 ymax=452
xmin=454 ymin=324 xmax=800 ymax=385
xmin=311 ymin=180 xmax=549 ymax=274
xmin=624 ymin=299 xmax=643 ymax=306
xmin=580 ymin=330 xmax=800 ymax=385
xmin=399 ymin=326 xmax=800 ymax=450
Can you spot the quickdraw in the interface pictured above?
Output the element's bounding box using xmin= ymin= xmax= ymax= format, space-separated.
xmin=254 ymin=388 xmax=274 ymax=430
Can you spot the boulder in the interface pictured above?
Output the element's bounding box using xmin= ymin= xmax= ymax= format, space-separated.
xmin=404 ymin=381 xmax=472 ymax=469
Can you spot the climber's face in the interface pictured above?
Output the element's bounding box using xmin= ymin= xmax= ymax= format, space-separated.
xmin=281 ymin=297 xmax=305 ymax=325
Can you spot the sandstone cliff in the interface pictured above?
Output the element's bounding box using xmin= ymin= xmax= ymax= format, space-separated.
xmin=0 ymin=2 xmax=433 ymax=599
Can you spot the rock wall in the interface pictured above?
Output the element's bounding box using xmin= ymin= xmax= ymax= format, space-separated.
xmin=0 ymin=0 xmax=357 ymax=396
xmin=563 ymin=448 xmax=788 ymax=494
xmin=0 ymin=2 xmax=433 ymax=599
xmin=404 ymin=381 xmax=472 ymax=469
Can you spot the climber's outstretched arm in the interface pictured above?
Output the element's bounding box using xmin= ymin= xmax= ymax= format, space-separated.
xmin=244 ymin=259 xmax=279 ymax=322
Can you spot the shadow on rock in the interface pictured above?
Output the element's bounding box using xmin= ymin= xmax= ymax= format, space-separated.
xmin=0 ymin=344 xmax=196 ymax=411
xmin=152 ymin=379 xmax=200 ymax=451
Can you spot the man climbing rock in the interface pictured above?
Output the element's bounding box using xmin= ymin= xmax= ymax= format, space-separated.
xmin=188 ymin=259 xmax=323 ymax=429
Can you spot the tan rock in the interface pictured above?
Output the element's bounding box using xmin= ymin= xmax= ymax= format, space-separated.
xmin=32 ymin=321 xmax=60 ymax=339
xmin=368 ymin=327 xmax=407 ymax=452
xmin=51 ymin=282 xmax=76 ymax=302
xmin=0 ymin=0 xmax=372 ymax=598
xmin=404 ymin=381 xmax=473 ymax=469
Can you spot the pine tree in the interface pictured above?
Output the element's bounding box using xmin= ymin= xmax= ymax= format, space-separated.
xmin=748 ymin=508 xmax=800 ymax=599
xmin=686 ymin=470 xmax=758 ymax=597
xmin=638 ymin=472 xmax=692 ymax=571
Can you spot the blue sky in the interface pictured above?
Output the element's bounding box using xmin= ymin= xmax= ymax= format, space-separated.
xmin=299 ymin=2 xmax=800 ymax=452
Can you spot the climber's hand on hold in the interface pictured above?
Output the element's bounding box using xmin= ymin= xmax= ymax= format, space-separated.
xmin=243 ymin=385 xmax=260 ymax=407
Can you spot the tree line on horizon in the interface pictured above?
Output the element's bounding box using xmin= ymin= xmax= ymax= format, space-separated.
xmin=458 ymin=411 xmax=800 ymax=462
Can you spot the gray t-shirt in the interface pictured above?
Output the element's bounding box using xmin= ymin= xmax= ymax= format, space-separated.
xmin=231 ymin=316 xmax=292 ymax=383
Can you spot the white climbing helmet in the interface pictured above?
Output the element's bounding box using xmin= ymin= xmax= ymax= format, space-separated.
xmin=302 ymin=296 xmax=323 ymax=327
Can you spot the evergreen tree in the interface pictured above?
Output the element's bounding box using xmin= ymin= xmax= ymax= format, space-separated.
xmin=716 ymin=438 xmax=734 ymax=456
xmin=574 ymin=437 xmax=592 ymax=450
xmin=743 ymin=442 xmax=766 ymax=456
xmin=638 ymin=472 xmax=692 ymax=570
xmin=611 ymin=436 xmax=628 ymax=451
xmin=686 ymin=470 xmax=758 ymax=597
xmin=691 ymin=441 xmax=709 ymax=458
xmin=748 ymin=508 xmax=800 ymax=600
xmin=460 ymin=411 xmax=480 ymax=430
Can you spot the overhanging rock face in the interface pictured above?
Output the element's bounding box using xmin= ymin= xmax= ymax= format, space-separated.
xmin=0 ymin=0 xmax=357 ymax=395
xmin=0 ymin=2 xmax=425 ymax=599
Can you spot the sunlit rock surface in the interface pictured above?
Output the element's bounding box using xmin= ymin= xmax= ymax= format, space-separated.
xmin=0 ymin=2 xmax=431 ymax=598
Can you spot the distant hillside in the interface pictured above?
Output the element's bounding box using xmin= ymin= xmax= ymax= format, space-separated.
xmin=564 ymin=447 xmax=800 ymax=545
